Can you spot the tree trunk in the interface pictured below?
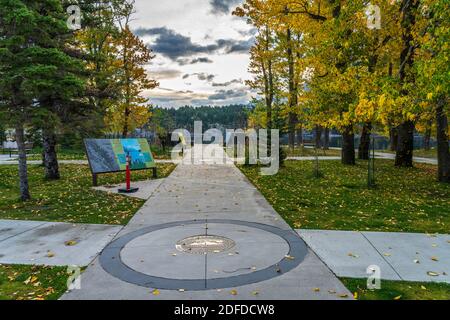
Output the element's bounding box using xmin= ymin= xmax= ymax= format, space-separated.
xmin=288 ymin=114 xmax=296 ymax=150
xmin=315 ymin=125 xmax=322 ymax=149
xmin=122 ymin=105 xmax=130 ymax=137
xmin=395 ymin=0 xmax=419 ymax=167
xmin=436 ymin=99 xmax=450 ymax=183
xmin=296 ymin=126 xmax=303 ymax=147
xmin=15 ymin=124 xmax=31 ymax=201
xmin=43 ymin=128 xmax=60 ymax=180
xmin=263 ymin=26 xmax=274 ymax=130
xmin=423 ymin=122 xmax=432 ymax=150
xmin=286 ymin=27 xmax=297 ymax=150
xmin=323 ymin=128 xmax=330 ymax=150
xmin=358 ymin=122 xmax=372 ymax=160
xmin=341 ymin=125 xmax=355 ymax=165
xmin=395 ymin=120 xmax=414 ymax=167
xmin=390 ymin=127 xmax=398 ymax=151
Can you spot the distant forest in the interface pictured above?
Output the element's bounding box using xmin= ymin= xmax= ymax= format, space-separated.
xmin=148 ymin=105 xmax=251 ymax=135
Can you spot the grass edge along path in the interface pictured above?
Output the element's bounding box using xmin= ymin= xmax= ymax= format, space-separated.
xmin=0 ymin=163 xmax=176 ymax=225
xmin=0 ymin=264 xmax=71 ymax=300
xmin=341 ymin=277 xmax=450 ymax=300
xmin=239 ymin=160 xmax=449 ymax=234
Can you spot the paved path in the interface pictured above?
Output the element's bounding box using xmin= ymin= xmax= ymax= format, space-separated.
xmin=62 ymin=146 xmax=351 ymax=300
xmin=0 ymin=220 xmax=121 ymax=267
xmin=93 ymin=179 xmax=166 ymax=200
xmin=287 ymin=156 xmax=341 ymax=161
xmin=374 ymin=152 xmax=437 ymax=165
xmin=297 ymin=230 xmax=450 ymax=283
xmin=0 ymin=154 xmax=16 ymax=161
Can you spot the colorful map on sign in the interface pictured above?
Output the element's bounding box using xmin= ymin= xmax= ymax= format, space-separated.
xmin=84 ymin=139 xmax=155 ymax=174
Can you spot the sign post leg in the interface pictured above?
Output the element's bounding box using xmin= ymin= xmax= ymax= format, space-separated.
xmin=126 ymin=161 xmax=131 ymax=191
xmin=118 ymin=154 xmax=139 ymax=194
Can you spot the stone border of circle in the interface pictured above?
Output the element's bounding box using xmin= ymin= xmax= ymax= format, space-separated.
xmin=99 ymin=219 xmax=307 ymax=291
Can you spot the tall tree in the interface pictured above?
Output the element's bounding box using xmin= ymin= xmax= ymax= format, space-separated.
xmin=0 ymin=0 xmax=72 ymax=198
xmin=234 ymin=3 xmax=278 ymax=130
xmin=416 ymin=0 xmax=450 ymax=182
xmin=104 ymin=25 xmax=158 ymax=136
xmin=394 ymin=0 xmax=420 ymax=167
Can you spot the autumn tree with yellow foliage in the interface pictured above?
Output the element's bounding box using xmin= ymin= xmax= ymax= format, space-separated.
xmin=236 ymin=0 xmax=449 ymax=182
xmin=105 ymin=25 xmax=158 ymax=136
xmin=77 ymin=1 xmax=158 ymax=137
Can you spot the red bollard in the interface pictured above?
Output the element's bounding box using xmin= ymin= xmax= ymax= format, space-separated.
xmin=118 ymin=154 xmax=139 ymax=194
xmin=125 ymin=154 xmax=131 ymax=191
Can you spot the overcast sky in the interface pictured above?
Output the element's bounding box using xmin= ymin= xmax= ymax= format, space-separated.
xmin=131 ymin=0 xmax=255 ymax=108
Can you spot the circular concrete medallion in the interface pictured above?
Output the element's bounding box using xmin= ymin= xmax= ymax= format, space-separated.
xmin=100 ymin=219 xmax=308 ymax=291
xmin=176 ymin=235 xmax=235 ymax=254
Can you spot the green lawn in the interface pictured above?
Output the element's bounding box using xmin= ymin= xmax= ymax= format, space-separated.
xmin=0 ymin=163 xmax=176 ymax=225
xmin=377 ymin=148 xmax=439 ymax=159
xmin=0 ymin=264 xmax=70 ymax=300
xmin=341 ymin=278 xmax=450 ymax=300
xmin=240 ymin=160 xmax=449 ymax=233
xmin=283 ymin=146 xmax=342 ymax=157
xmin=26 ymin=149 xmax=87 ymax=161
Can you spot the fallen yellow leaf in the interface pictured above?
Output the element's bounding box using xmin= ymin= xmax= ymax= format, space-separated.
xmin=152 ymin=289 xmax=160 ymax=296
xmin=64 ymin=240 xmax=77 ymax=246
xmin=393 ymin=295 xmax=402 ymax=300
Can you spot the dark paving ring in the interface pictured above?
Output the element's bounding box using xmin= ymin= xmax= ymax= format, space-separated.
xmin=100 ymin=219 xmax=308 ymax=290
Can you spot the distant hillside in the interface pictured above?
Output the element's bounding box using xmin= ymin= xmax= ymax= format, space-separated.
xmin=149 ymin=105 xmax=252 ymax=132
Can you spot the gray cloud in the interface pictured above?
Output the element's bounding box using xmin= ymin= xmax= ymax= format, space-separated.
xmin=212 ymin=79 xmax=243 ymax=87
xmin=177 ymin=57 xmax=214 ymax=66
xmin=237 ymin=28 xmax=258 ymax=37
xmin=183 ymin=73 xmax=216 ymax=82
xmin=134 ymin=27 xmax=253 ymax=60
xmin=208 ymin=89 xmax=247 ymax=100
xmin=210 ymin=0 xmax=241 ymax=15
xmin=151 ymin=68 xmax=182 ymax=80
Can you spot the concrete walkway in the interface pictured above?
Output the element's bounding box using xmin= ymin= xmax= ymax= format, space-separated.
xmin=0 ymin=154 xmax=16 ymax=161
xmin=374 ymin=152 xmax=437 ymax=165
xmin=93 ymin=179 xmax=166 ymax=200
xmin=62 ymin=146 xmax=351 ymax=300
xmin=0 ymin=220 xmax=122 ymax=267
xmin=297 ymin=230 xmax=450 ymax=283
xmin=287 ymin=156 xmax=341 ymax=161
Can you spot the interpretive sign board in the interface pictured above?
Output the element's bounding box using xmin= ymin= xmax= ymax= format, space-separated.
xmin=84 ymin=138 xmax=157 ymax=186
